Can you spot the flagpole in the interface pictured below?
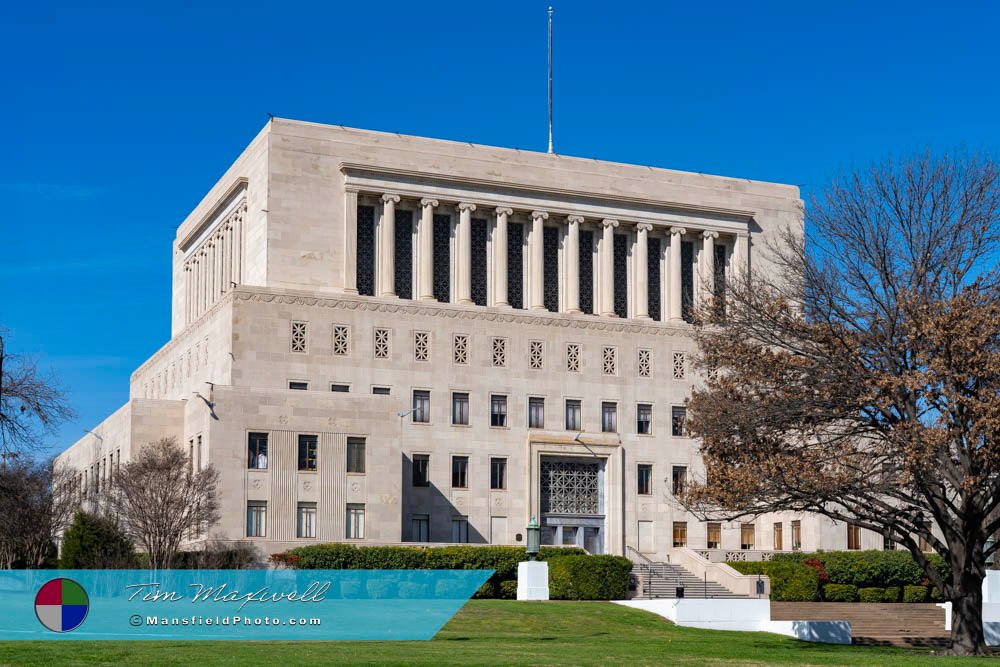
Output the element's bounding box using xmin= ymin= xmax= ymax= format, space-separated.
xmin=547 ymin=6 xmax=554 ymax=154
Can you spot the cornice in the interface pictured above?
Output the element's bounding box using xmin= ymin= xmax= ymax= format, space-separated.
xmin=178 ymin=178 xmax=248 ymax=251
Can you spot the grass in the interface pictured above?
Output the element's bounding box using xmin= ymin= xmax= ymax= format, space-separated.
xmin=0 ymin=600 xmax=988 ymax=666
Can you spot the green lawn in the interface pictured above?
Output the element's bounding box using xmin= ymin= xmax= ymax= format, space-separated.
xmin=0 ymin=600 xmax=988 ymax=666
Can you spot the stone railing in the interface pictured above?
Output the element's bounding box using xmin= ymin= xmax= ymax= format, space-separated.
xmin=693 ymin=549 xmax=789 ymax=563
xmin=673 ymin=548 xmax=770 ymax=598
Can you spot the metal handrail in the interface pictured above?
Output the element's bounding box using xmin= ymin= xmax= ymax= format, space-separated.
xmin=626 ymin=547 xmax=678 ymax=599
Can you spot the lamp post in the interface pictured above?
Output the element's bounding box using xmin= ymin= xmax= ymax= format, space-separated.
xmin=526 ymin=517 xmax=540 ymax=561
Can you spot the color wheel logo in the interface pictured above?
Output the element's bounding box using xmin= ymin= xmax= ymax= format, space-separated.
xmin=35 ymin=578 xmax=89 ymax=633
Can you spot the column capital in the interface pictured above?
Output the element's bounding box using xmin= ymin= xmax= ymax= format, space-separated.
xmin=602 ymin=218 xmax=619 ymax=229
xmin=420 ymin=198 xmax=439 ymax=208
xmin=495 ymin=206 xmax=513 ymax=217
xmin=670 ymin=226 xmax=687 ymax=236
xmin=567 ymin=214 xmax=585 ymax=225
xmin=736 ymin=231 xmax=750 ymax=238
xmin=702 ymin=230 xmax=719 ymax=239
xmin=381 ymin=193 xmax=401 ymax=204
xmin=531 ymin=210 xmax=549 ymax=221
xmin=457 ymin=202 xmax=477 ymax=212
xmin=636 ymin=222 xmax=654 ymax=233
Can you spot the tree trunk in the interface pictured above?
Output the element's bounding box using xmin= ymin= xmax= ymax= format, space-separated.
xmin=949 ymin=570 xmax=989 ymax=656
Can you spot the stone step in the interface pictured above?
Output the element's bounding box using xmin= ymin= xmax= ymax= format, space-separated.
xmin=631 ymin=561 xmax=749 ymax=599
xmin=770 ymin=602 xmax=950 ymax=647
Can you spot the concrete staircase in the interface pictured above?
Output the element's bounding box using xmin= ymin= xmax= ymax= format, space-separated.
xmin=771 ymin=602 xmax=950 ymax=647
xmin=631 ymin=561 xmax=748 ymax=599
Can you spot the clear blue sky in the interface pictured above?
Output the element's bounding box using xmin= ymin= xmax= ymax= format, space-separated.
xmin=3 ymin=1 xmax=998 ymax=455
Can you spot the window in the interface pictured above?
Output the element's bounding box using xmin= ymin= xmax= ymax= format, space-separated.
xmin=637 ymin=464 xmax=652 ymax=495
xmin=637 ymin=404 xmax=652 ymax=434
xmin=452 ymin=517 xmax=469 ymax=543
xmin=346 ymin=504 xmax=365 ymax=539
xmin=529 ymin=340 xmax=544 ymax=369
xmin=412 ymin=454 xmax=430 ymax=487
xmin=452 ymin=456 xmax=468 ymax=488
xmin=331 ymin=383 xmax=350 ymax=393
xmin=289 ymin=381 xmax=308 ymax=391
xmin=673 ymin=522 xmax=688 ymax=548
xmin=297 ymin=502 xmax=317 ymax=538
xmin=333 ymin=324 xmax=350 ymax=355
xmin=919 ymin=536 xmax=933 ymax=553
xmin=452 ymin=392 xmax=469 ymax=425
xmin=492 ymin=337 xmax=506 ymax=367
xmin=883 ymin=533 xmax=896 ymax=550
xmin=672 ymin=466 xmax=687 ymax=496
xmin=566 ymin=343 xmax=581 ymax=372
xmin=741 ymin=523 xmax=755 ymax=550
xmin=414 ymin=331 xmax=430 ymax=362
xmin=297 ymin=434 xmax=318 ymax=471
xmin=453 ymin=334 xmax=469 ymax=364
xmin=247 ymin=432 xmax=268 ymax=469
xmin=490 ymin=458 xmax=507 ymax=490
xmin=490 ymin=395 xmax=508 ymax=427
xmin=374 ymin=327 xmax=391 ymax=359
xmin=602 ymin=346 xmax=617 ymax=375
xmin=791 ymin=520 xmax=801 ymax=550
xmin=412 ymin=390 xmax=430 ymax=423
xmin=246 ymin=501 xmax=267 ymax=537
xmin=673 ymin=351 xmax=686 ymax=379
xmin=412 ymin=514 xmax=430 ymax=542
xmin=774 ymin=522 xmax=783 ymax=551
xmin=638 ymin=348 xmax=651 ymax=378
xmin=372 ymin=386 xmax=391 ymax=396
xmin=291 ymin=321 xmax=307 ymax=353
xmin=601 ymin=402 xmax=617 ymax=433
xmin=347 ymin=437 xmax=366 ymax=474
xmin=707 ymin=522 xmax=721 ymax=549
xmin=671 ymin=407 xmax=687 ymax=437
xmin=528 ymin=397 xmax=545 ymax=429
xmin=565 ymin=399 xmax=582 ymax=431
xmin=847 ymin=523 xmax=861 ymax=550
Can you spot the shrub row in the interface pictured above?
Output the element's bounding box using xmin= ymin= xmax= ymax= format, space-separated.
xmin=818 ymin=583 xmax=942 ymax=603
xmin=726 ymin=561 xmax=819 ymax=601
xmin=548 ymin=555 xmax=633 ymax=601
xmin=770 ymin=550 xmax=951 ymax=588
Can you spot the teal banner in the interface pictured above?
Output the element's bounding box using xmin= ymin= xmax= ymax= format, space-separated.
xmin=0 ymin=569 xmax=492 ymax=640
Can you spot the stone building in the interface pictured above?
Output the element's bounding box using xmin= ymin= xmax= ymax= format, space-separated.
xmin=56 ymin=118 xmax=885 ymax=561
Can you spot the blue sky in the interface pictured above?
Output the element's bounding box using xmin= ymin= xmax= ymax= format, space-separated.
xmin=3 ymin=1 xmax=999 ymax=455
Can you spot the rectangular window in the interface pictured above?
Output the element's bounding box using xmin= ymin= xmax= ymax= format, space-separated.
xmin=707 ymin=522 xmax=721 ymax=549
xmin=529 ymin=340 xmax=544 ymax=369
xmin=374 ymin=327 xmax=391 ymax=359
xmin=452 ymin=456 xmax=468 ymax=488
xmin=289 ymin=381 xmax=308 ymax=391
xmin=601 ymin=402 xmax=618 ymax=433
xmin=297 ymin=434 xmax=318 ymax=471
xmin=452 ymin=392 xmax=469 ymax=425
xmin=331 ymin=383 xmax=350 ymax=393
xmin=490 ymin=395 xmax=508 ymax=427
xmin=290 ymin=321 xmax=308 ymax=353
xmin=357 ymin=205 xmax=376 ymax=296
xmin=637 ymin=464 xmax=652 ymax=495
xmin=673 ymin=522 xmax=688 ymax=548
xmin=528 ymin=397 xmax=545 ymax=429
xmin=333 ymin=324 xmax=350 ymax=355
xmin=671 ymin=466 xmax=687 ymax=496
xmin=412 ymin=390 xmax=430 ymax=423
xmin=919 ymin=535 xmax=933 ymax=553
xmin=565 ymin=399 xmax=582 ymax=431
xmin=774 ymin=522 xmax=783 ymax=551
xmin=372 ymin=386 xmax=391 ymax=396
xmin=346 ymin=503 xmax=365 ymax=539
xmin=671 ymin=406 xmax=687 ymax=437
xmin=452 ymin=517 xmax=470 ymax=543
xmin=883 ymin=533 xmax=895 ymax=550
xmin=414 ymin=330 xmax=430 ymax=362
xmin=490 ymin=457 xmax=507 ymax=490
xmin=791 ymin=520 xmax=801 ymax=550
xmin=412 ymin=454 xmax=430 ymax=487
xmin=246 ymin=501 xmax=267 ymax=537
xmin=637 ymin=403 xmax=652 ymax=434
xmin=347 ymin=437 xmax=366 ymax=474
xmin=247 ymin=432 xmax=268 ymax=469
xmin=741 ymin=523 xmax=755 ymax=550
xmin=847 ymin=523 xmax=861 ymax=550
xmin=297 ymin=502 xmax=317 ymax=538
xmin=412 ymin=514 xmax=430 ymax=542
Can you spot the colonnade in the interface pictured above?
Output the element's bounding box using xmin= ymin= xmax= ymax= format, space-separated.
xmin=184 ymin=201 xmax=246 ymax=324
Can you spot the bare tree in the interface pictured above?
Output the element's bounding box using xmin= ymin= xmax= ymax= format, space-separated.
xmin=0 ymin=332 xmax=75 ymax=458
xmin=106 ymin=437 xmax=220 ymax=570
xmin=0 ymin=459 xmax=77 ymax=568
xmin=683 ymin=151 xmax=1000 ymax=656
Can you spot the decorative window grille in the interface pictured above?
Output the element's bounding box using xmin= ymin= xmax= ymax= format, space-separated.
xmin=433 ymin=214 xmax=451 ymax=302
xmin=613 ymin=234 xmax=628 ymax=318
xmin=453 ymin=334 xmax=469 ymax=365
xmin=333 ymin=325 xmax=350 ymax=356
xmin=566 ymin=343 xmax=581 ymax=372
xmin=673 ymin=352 xmax=686 ymax=379
xmin=579 ymin=230 xmax=594 ymax=314
xmin=414 ymin=331 xmax=430 ymax=362
xmin=638 ymin=348 xmax=652 ymax=378
xmin=471 ymin=218 xmax=488 ymax=306
xmin=529 ymin=340 xmax=544 ymax=370
xmin=648 ymin=237 xmax=662 ymax=320
xmin=681 ymin=240 xmax=694 ymax=322
xmin=491 ymin=337 xmax=507 ymax=367
xmin=374 ymin=328 xmax=391 ymax=359
xmin=357 ymin=205 xmax=376 ymax=297
xmin=540 ymin=459 xmax=600 ymax=515
xmin=714 ymin=243 xmax=728 ymax=320
xmin=603 ymin=346 xmax=617 ymax=375
xmin=290 ymin=321 xmax=308 ymax=353
xmin=543 ymin=226 xmax=559 ymax=312
xmin=394 ymin=209 xmax=413 ymax=299
xmin=507 ymin=222 xmax=524 ymax=309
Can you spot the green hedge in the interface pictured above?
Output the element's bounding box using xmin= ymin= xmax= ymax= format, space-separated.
xmin=881 ymin=586 xmax=901 ymax=603
xmin=903 ymin=585 xmax=928 ymax=603
xmin=771 ymin=550 xmax=951 ymax=588
xmin=726 ymin=561 xmax=819 ymax=601
xmin=823 ymin=583 xmax=858 ymax=602
xmin=548 ymin=555 xmax=633 ymax=600
xmin=858 ymin=587 xmax=883 ymax=603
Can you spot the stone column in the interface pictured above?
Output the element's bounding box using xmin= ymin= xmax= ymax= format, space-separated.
xmin=233 ymin=206 xmax=243 ymax=285
xmin=566 ymin=215 xmax=584 ymax=314
xmin=635 ymin=223 xmax=653 ymax=320
xmin=343 ymin=190 xmax=359 ymax=294
xmin=600 ymin=219 xmax=619 ymax=316
xmin=457 ymin=202 xmax=476 ymax=304
xmin=669 ymin=227 xmax=687 ymax=322
xmin=418 ymin=198 xmax=438 ymax=300
xmin=200 ymin=249 xmax=208 ymax=313
xmin=530 ymin=211 xmax=549 ymax=310
xmin=379 ymin=194 xmax=400 ymax=298
xmin=494 ymin=207 xmax=513 ymax=307
xmin=702 ymin=230 xmax=719 ymax=309
xmin=184 ymin=264 xmax=192 ymax=324
xmin=733 ymin=231 xmax=749 ymax=283
xmin=218 ymin=231 xmax=228 ymax=295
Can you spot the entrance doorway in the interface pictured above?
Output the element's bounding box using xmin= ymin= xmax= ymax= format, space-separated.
xmin=538 ymin=456 xmax=605 ymax=554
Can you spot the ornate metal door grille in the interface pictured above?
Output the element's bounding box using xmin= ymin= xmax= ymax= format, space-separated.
xmin=543 ymin=226 xmax=559 ymax=312
xmin=394 ymin=210 xmax=413 ymax=299
xmin=507 ymin=222 xmax=524 ymax=309
xmin=648 ymin=237 xmax=661 ymax=320
xmin=433 ymin=214 xmax=451 ymax=303
xmin=613 ymin=234 xmax=628 ymax=318
xmin=356 ymin=205 xmax=376 ymax=296
xmin=471 ymin=218 xmax=488 ymax=306
xmin=579 ymin=230 xmax=593 ymax=314
xmin=541 ymin=459 xmax=601 ymax=515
